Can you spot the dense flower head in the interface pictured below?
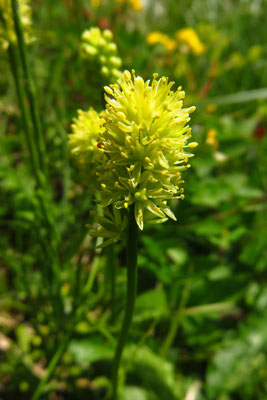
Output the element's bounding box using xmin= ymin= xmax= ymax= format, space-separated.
xmin=176 ymin=28 xmax=206 ymax=55
xmin=80 ymin=27 xmax=122 ymax=83
xmin=0 ymin=0 xmax=34 ymax=50
xmin=97 ymin=70 xmax=197 ymax=230
xmin=69 ymin=108 xmax=105 ymax=187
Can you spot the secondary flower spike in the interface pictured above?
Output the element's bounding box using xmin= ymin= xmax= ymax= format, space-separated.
xmin=80 ymin=27 xmax=122 ymax=83
xmin=97 ymin=70 xmax=197 ymax=230
xmin=0 ymin=0 xmax=34 ymax=50
xmin=69 ymin=107 xmax=105 ymax=188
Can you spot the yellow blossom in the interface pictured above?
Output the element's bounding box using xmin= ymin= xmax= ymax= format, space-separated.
xmin=0 ymin=0 xmax=34 ymax=49
xmin=69 ymin=108 xmax=105 ymax=188
xmin=205 ymin=104 xmax=217 ymax=113
xmin=129 ymin=0 xmax=142 ymax=11
xmin=206 ymin=128 xmax=218 ymax=150
xmin=97 ymin=70 xmax=196 ymax=231
xmin=116 ymin=0 xmax=143 ymax=11
xmin=91 ymin=0 xmax=100 ymax=8
xmin=176 ymin=28 xmax=206 ymax=55
xmin=147 ymin=31 xmax=177 ymax=52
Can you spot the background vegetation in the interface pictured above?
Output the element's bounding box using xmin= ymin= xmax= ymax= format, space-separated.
xmin=0 ymin=0 xmax=267 ymax=399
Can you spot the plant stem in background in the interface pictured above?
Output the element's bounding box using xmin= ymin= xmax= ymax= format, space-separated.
xmin=31 ymin=329 xmax=73 ymax=400
xmin=160 ymin=264 xmax=193 ymax=357
xmin=112 ymin=205 xmax=138 ymax=400
xmin=7 ymin=44 xmax=41 ymax=182
xmin=10 ymin=0 xmax=62 ymax=301
xmin=31 ymin=248 xmax=103 ymax=400
xmin=7 ymin=39 xmax=60 ymax=284
xmin=11 ymin=0 xmax=49 ymax=182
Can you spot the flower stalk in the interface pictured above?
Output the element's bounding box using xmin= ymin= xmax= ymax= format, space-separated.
xmin=11 ymin=0 xmax=49 ymax=182
xmin=10 ymin=0 xmax=62 ymax=300
xmin=112 ymin=204 xmax=138 ymax=400
xmin=7 ymin=43 xmax=41 ymax=180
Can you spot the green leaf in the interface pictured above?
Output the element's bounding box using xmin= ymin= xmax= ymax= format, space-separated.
xmin=125 ymin=345 xmax=184 ymax=400
xmin=134 ymin=288 xmax=167 ymax=322
xmin=68 ymin=338 xmax=113 ymax=363
xmin=122 ymin=386 xmax=153 ymax=400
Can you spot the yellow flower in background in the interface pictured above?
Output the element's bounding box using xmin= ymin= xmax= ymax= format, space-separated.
xmin=91 ymin=0 xmax=100 ymax=8
xmin=69 ymin=108 xmax=105 ymax=187
xmin=247 ymin=45 xmax=262 ymax=62
xmin=226 ymin=52 xmax=246 ymax=69
xmin=129 ymin=0 xmax=143 ymax=11
xmin=147 ymin=31 xmax=176 ymax=52
xmin=0 ymin=0 xmax=34 ymax=49
xmin=176 ymin=28 xmax=206 ymax=55
xmin=206 ymin=128 xmax=218 ymax=150
xmin=205 ymin=104 xmax=217 ymax=113
xmin=116 ymin=0 xmax=143 ymax=12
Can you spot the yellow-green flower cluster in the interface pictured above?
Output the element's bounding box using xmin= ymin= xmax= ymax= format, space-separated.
xmin=0 ymin=0 xmax=34 ymax=50
xmin=80 ymin=27 xmax=122 ymax=83
xmin=97 ymin=70 xmax=197 ymax=230
xmin=69 ymin=108 xmax=105 ymax=187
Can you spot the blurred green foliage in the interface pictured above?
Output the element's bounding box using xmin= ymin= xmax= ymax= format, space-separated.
xmin=0 ymin=0 xmax=267 ymax=399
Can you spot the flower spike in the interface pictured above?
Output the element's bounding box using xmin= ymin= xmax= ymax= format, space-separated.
xmin=97 ymin=70 xmax=196 ymax=230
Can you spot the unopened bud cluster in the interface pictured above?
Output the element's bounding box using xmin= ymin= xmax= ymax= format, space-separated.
xmin=0 ymin=0 xmax=34 ymax=49
xmin=81 ymin=27 xmax=122 ymax=82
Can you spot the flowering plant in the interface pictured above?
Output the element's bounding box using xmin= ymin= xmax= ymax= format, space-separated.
xmin=96 ymin=70 xmax=196 ymax=232
xmin=69 ymin=70 xmax=196 ymax=400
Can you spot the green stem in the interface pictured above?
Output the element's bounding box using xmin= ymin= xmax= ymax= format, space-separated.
xmin=11 ymin=0 xmax=49 ymax=182
xmin=112 ymin=205 xmax=138 ymax=400
xmin=109 ymin=244 xmax=116 ymax=318
xmin=31 ymin=330 xmax=72 ymax=400
xmin=7 ymin=43 xmax=41 ymax=183
xmin=160 ymin=264 xmax=193 ymax=357
xmin=7 ymin=35 xmax=60 ymax=283
xmin=10 ymin=0 xmax=62 ymax=301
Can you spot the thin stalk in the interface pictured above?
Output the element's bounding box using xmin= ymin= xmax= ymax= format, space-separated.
xmin=109 ymin=244 xmax=116 ymax=319
xmin=112 ymin=205 xmax=138 ymax=400
xmin=0 ymin=7 xmax=41 ymax=182
xmin=11 ymin=0 xmax=49 ymax=181
xmin=7 ymin=36 xmax=60 ymax=284
xmin=31 ymin=329 xmax=72 ymax=400
xmin=10 ymin=0 xmax=62 ymax=303
xmin=160 ymin=264 xmax=193 ymax=357
xmin=7 ymin=43 xmax=41 ymax=183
